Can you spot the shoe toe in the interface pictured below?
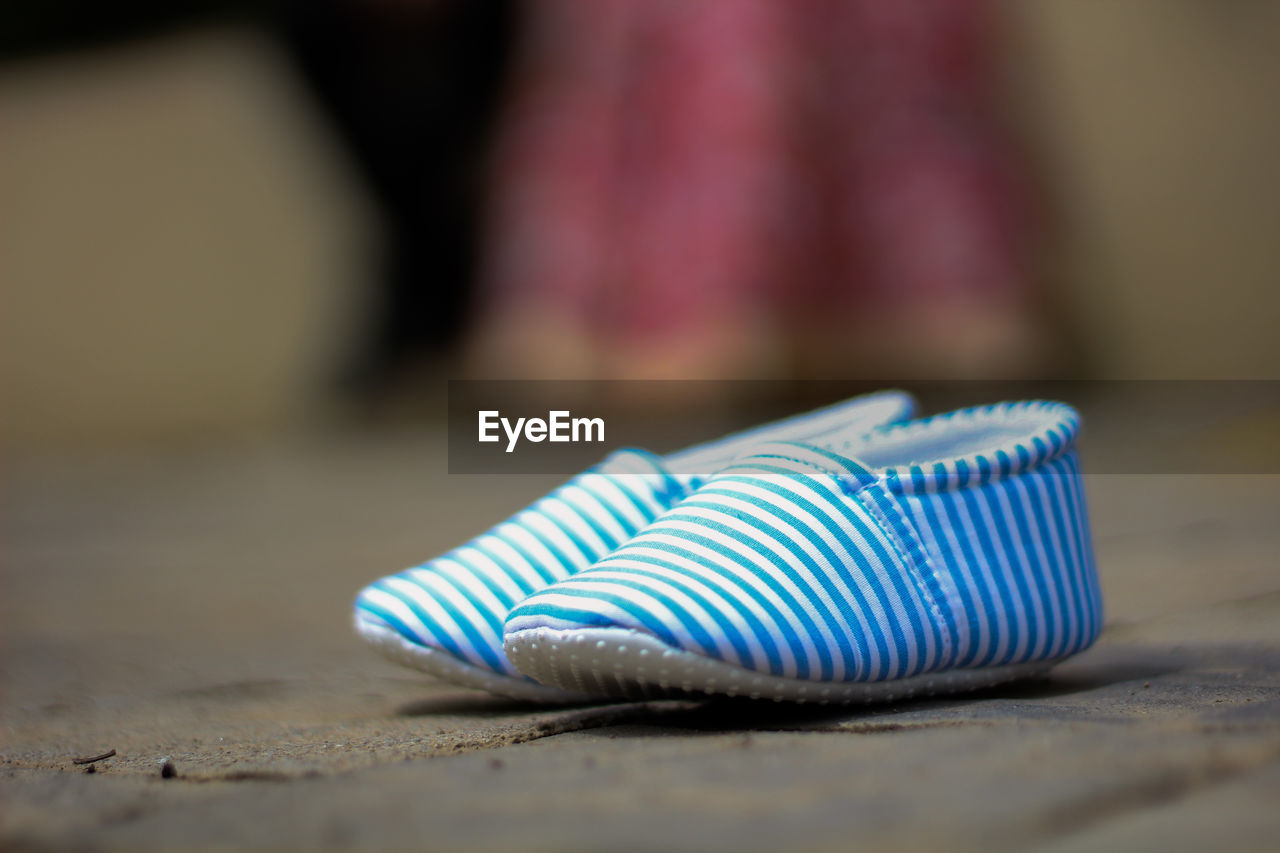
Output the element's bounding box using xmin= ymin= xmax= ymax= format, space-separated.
xmin=503 ymin=569 xmax=806 ymax=679
xmin=353 ymin=568 xmax=512 ymax=676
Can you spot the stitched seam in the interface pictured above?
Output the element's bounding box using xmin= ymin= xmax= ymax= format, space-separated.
xmin=727 ymin=452 xmax=845 ymax=476
xmin=854 ymin=486 xmax=954 ymax=667
xmin=852 ymin=402 xmax=1079 ymax=494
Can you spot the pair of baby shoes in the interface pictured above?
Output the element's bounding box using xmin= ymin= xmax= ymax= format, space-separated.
xmin=354 ymin=392 xmax=1102 ymax=704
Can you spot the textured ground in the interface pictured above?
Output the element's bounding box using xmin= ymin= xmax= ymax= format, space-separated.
xmin=3 ymin=429 xmax=1279 ymax=851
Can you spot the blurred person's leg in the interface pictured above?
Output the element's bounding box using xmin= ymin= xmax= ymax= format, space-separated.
xmin=600 ymin=0 xmax=803 ymax=380
xmin=280 ymin=0 xmax=516 ymax=389
xmin=466 ymin=0 xmax=635 ymax=379
xmin=472 ymin=0 xmax=810 ymax=380
xmin=800 ymin=0 xmax=1047 ymax=378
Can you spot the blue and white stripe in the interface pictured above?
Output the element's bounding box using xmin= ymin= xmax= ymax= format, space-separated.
xmin=504 ymin=401 xmax=1102 ymax=689
xmin=354 ymin=390 xmax=915 ymax=695
xmin=356 ymin=448 xmax=686 ymax=678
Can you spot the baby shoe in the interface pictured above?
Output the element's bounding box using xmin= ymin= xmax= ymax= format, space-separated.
xmin=503 ymin=401 xmax=1102 ymax=703
xmin=354 ymin=390 xmax=914 ymax=700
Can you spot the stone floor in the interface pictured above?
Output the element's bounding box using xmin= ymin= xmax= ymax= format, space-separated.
xmin=2 ymin=428 xmax=1278 ymax=851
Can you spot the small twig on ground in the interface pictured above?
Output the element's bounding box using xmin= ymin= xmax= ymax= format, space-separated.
xmin=72 ymin=749 xmax=117 ymax=765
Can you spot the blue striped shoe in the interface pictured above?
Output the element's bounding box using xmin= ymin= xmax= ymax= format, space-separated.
xmin=503 ymin=401 xmax=1103 ymax=704
xmin=354 ymin=390 xmax=914 ymax=701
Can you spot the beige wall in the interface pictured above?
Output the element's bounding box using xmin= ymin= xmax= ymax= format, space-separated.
xmin=1 ymin=29 xmax=375 ymax=447
xmin=1009 ymin=0 xmax=1280 ymax=379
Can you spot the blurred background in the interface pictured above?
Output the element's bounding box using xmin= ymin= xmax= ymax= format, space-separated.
xmin=2 ymin=0 xmax=1279 ymax=448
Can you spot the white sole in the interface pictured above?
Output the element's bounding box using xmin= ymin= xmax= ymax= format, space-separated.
xmin=505 ymin=626 xmax=1061 ymax=704
xmin=356 ymin=618 xmax=594 ymax=703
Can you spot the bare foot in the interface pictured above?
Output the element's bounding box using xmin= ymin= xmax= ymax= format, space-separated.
xmin=603 ymin=314 xmax=787 ymax=381
xmin=465 ymin=305 xmax=600 ymax=379
xmin=793 ymin=295 xmax=1052 ymax=380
